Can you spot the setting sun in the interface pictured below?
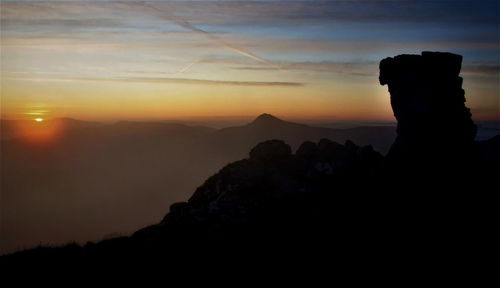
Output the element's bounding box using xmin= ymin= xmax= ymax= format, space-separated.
xmin=0 ymin=0 xmax=498 ymax=260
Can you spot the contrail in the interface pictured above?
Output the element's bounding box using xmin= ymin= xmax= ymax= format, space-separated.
xmin=223 ymin=44 xmax=281 ymax=70
xmin=176 ymin=59 xmax=200 ymax=74
xmin=21 ymin=1 xmax=281 ymax=70
xmin=137 ymin=2 xmax=281 ymax=70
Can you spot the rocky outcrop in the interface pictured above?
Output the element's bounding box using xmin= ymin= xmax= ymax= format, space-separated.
xmin=249 ymin=139 xmax=292 ymax=163
xmin=379 ymin=51 xmax=480 ymax=176
xmin=168 ymin=138 xmax=382 ymax=230
xmin=379 ymin=51 xmax=476 ymax=142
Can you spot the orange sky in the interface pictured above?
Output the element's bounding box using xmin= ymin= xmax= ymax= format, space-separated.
xmin=1 ymin=1 xmax=498 ymax=122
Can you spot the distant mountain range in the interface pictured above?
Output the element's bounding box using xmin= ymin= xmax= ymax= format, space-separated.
xmin=1 ymin=113 xmax=498 ymax=254
xmin=1 ymin=113 xmax=396 ymax=253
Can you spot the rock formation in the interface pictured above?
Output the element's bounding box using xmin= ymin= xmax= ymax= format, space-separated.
xmin=379 ymin=51 xmax=479 ymax=176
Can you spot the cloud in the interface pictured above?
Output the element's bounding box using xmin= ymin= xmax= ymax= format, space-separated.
xmin=462 ymin=62 xmax=500 ymax=76
xmin=3 ymin=1 xmax=498 ymax=28
xmin=2 ymin=1 xmax=497 ymax=79
xmin=134 ymin=2 xmax=281 ymax=70
xmin=231 ymin=59 xmax=500 ymax=77
xmin=120 ymin=0 xmax=499 ymax=26
xmin=3 ymin=1 xmax=497 ymax=56
xmin=223 ymin=36 xmax=499 ymax=55
xmin=232 ymin=61 xmax=378 ymax=76
xmin=6 ymin=76 xmax=304 ymax=87
xmin=0 ymin=18 xmax=124 ymax=28
xmin=122 ymin=77 xmax=302 ymax=86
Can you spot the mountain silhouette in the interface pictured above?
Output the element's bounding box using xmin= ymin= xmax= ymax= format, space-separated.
xmin=0 ymin=114 xmax=396 ymax=254
xmin=251 ymin=113 xmax=283 ymax=124
xmin=205 ymin=113 xmax=397 ymax=164
xmin=1 ymin=52 xmax=498 ymax=267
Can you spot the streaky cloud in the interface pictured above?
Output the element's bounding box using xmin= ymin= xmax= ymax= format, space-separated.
xmin=115 ymin=77 xmax=302 ymax=86
xmin=135 ymin=2 xmax=282 ymax=71
xmin=6 ymin=76 xmax=304 ymax=87
xmin=231 ymin=61 xmax=378 ymax=76
xmin=462 ymin=62 xmax=500 ymax=76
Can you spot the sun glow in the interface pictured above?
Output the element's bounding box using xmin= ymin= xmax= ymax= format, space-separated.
xmin=11 ymin=118 xmax=65 ymax=144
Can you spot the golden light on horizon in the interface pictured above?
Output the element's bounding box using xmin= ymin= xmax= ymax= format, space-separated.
xmin=0 ymin=1 xmax=497 ymax=123
xmin=12 ymin=117 xmax=63 ymax=144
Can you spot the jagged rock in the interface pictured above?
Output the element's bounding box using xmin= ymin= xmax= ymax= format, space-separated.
xmin=296 ymin=141 xmax=318 ymax=158
xmin=158 ymin=139 xmax=383 ymax=231
xmin=249 ymin=139 xmax=292 ymax=163
xmin=316 ymin=139 xmax=355 ymax=169
xmin=160 ymin=202 xmax=190 ymax=224
xmin=345 ymin=140 xmax=359 ymax=153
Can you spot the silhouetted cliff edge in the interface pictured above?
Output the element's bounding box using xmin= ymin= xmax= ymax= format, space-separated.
xmin=2 ymin=52 xmax=497 ymax=268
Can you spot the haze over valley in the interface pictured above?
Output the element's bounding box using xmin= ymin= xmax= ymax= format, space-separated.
xmin=1 ymin=114 xmax=400 ymax=253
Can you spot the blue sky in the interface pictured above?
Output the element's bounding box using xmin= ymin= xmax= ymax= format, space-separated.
xmin=1 ymin=0 xmax=499 ymax=121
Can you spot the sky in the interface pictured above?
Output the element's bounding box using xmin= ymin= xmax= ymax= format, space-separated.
xmin=1 ymin=0 xmax=499 ymax=122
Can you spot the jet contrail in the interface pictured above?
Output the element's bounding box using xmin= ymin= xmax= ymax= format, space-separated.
xmin=32 ymin=1 xmax=281 ymax=71
xmin=137 ymin=2 xmax=281 ymax=70
xmin=176 ymin=59 xmax=200 ymax=74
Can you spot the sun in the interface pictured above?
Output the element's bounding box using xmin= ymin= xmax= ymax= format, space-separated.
xmin=34 ymin=118 xmax=44 ymax=122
